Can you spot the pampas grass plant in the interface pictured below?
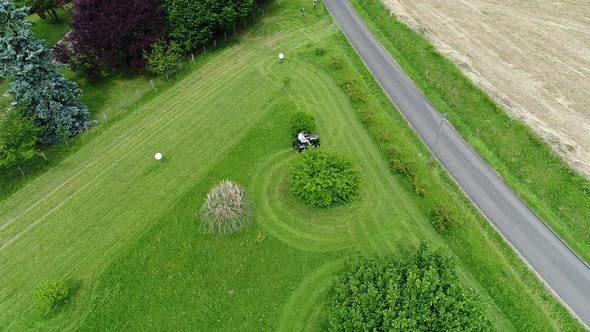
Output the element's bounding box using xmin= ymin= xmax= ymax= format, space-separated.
xmin=200 ymin=180 xmax=254 ymax=235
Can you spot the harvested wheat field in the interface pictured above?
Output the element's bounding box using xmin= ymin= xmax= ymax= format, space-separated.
xmin=382 ymin=0 xmax=590 ymax=178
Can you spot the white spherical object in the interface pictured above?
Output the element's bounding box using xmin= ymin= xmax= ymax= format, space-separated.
xmin=155 ymin=152 xmax=163 ymax=160
xmin=279 ymin=53 xmax=284 ymax=60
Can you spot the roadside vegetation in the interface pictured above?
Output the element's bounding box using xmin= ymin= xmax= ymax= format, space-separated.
xmin=0 ymin=0 xmax=585 ymax=331
xmin=351 ymin=0 xmax=590 ymax=264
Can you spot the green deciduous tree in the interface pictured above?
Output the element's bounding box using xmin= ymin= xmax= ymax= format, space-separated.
xmin=143 ymin=38 xmax=182 ymax=75
xmin=54 ymin=0 xmax=166 ymax=75
xmin=0 ymin=0 xmax=95 ymax=145
xmin=328 ymin=243 xmax=492 ymax=331
xmin=0 ymin=109 xmax=40 ymax=175
xmin=289 ymin=149 xmax=360 ymax=208
xmin=162 ymin=0 xmax=254 ymax=52
xmin=289 ymin=111 xmax=315 ymax=137
xmin=33 ymin=280 xmax=69 ymax=311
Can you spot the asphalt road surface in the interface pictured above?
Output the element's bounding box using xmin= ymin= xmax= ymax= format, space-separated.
xmin=323 ymin=0 xmax=590 ymax=327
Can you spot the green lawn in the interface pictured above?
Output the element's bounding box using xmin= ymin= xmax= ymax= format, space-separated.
xmin=0 ymin=15 xmax=161 ymax=201
xmin=27 ymin=8 xmax=72 ymax=47
xmin=0 ymin=1 xmax=583 ymax=331
xmin=0 ymin=69 xmax=158 ymax=201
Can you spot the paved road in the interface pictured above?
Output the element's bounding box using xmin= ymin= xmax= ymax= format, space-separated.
xmin=323 ymin=0 xmax=590 ymax=327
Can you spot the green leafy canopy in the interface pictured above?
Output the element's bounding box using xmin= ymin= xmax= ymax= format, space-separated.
xmin=0 ymin=109 xmax=40 ymax=170
xmin=144 ymin=38 xmax=183 ymax=75
xmin=33 ymin=280 xmax=69 ymax=311
xmin=289 ymin=111 xmax=315 ymax=137
xmin=327 ymin=243 xmax=492 ymax=331
xmin=289 ymin=149 xmax=360 ymax=208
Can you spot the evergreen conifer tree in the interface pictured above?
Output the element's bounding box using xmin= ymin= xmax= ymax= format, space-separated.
xmin=0 ymin=0 xmax=95 ymax=145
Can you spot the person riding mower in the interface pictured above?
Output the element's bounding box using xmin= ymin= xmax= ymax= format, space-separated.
xmin=292 ymin=130 xmax=320 ymax=153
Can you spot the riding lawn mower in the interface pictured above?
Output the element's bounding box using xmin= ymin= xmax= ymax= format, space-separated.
xmin=292 ymin=134 xmax=320 ymax=153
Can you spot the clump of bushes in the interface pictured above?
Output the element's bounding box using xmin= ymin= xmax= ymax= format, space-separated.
xmin=289 ymin=111 xmax=316 ymax=137
xmin=314 ymin=47 xmax=327 ymax=56
xmin=200 ymin=180 xmax=254 ymax=235
xmin=387 ymin=146 xmax=428 ymax=196
xmin=330 ymin=57 xmax=343 ymax=70
xmin=289 ymin=149 xmax=360 ymax=208
xmin=327 ymin=243 xmax=491 ymax=331
xmin=33 ymin=280 xmax=69 ymax=311
xmin=388 ymin=146 xmax=460 ymax=231
xmin=340 ymin=78 xmax=366 ymax=103
xmin=411 ymin=175 xmax=429 ymax=197
xmin=387 ymin=145 xmax=416 ymax=178
xmin=431 ymin=203 xmax=459 ymax=233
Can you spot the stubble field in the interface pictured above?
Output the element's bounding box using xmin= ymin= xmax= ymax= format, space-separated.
xmin=383 ymin=0 xmax=590 ymax=178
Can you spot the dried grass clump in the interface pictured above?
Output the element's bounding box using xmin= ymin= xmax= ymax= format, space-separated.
xmin=200 ymin=180 xmax=253 ymax=235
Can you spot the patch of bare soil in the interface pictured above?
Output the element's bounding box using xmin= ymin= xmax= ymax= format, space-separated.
xmin=382 ymin=0 xmax=590 ymax=178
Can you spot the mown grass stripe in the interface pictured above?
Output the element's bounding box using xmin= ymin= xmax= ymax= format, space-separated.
xmin=0 ymin=40 xmax=286 ymax=242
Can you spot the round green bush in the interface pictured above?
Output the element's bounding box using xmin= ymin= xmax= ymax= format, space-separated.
xmin=33 ymin=280 xmax=69 ymax=311
xmin=289 ymin=111 xmax=315 ymax=137
xmin=289 ymin=149 xmax=360 ymax=208
xmin=327 ymin=244 xmax=491 ymax=331
xmin=200 ymin=180 xmax=254 ymax=235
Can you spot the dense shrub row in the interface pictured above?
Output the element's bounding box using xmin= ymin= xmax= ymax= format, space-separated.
xmin=327 ymin=244 xmax=491 ymax=331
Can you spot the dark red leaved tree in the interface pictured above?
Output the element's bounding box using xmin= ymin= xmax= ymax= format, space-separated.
xmin=57 ymin=0 xmax=165 ymax=76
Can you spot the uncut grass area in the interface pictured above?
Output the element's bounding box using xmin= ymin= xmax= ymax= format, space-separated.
xmin=0 ymin=1 xmax=583 ymax=331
